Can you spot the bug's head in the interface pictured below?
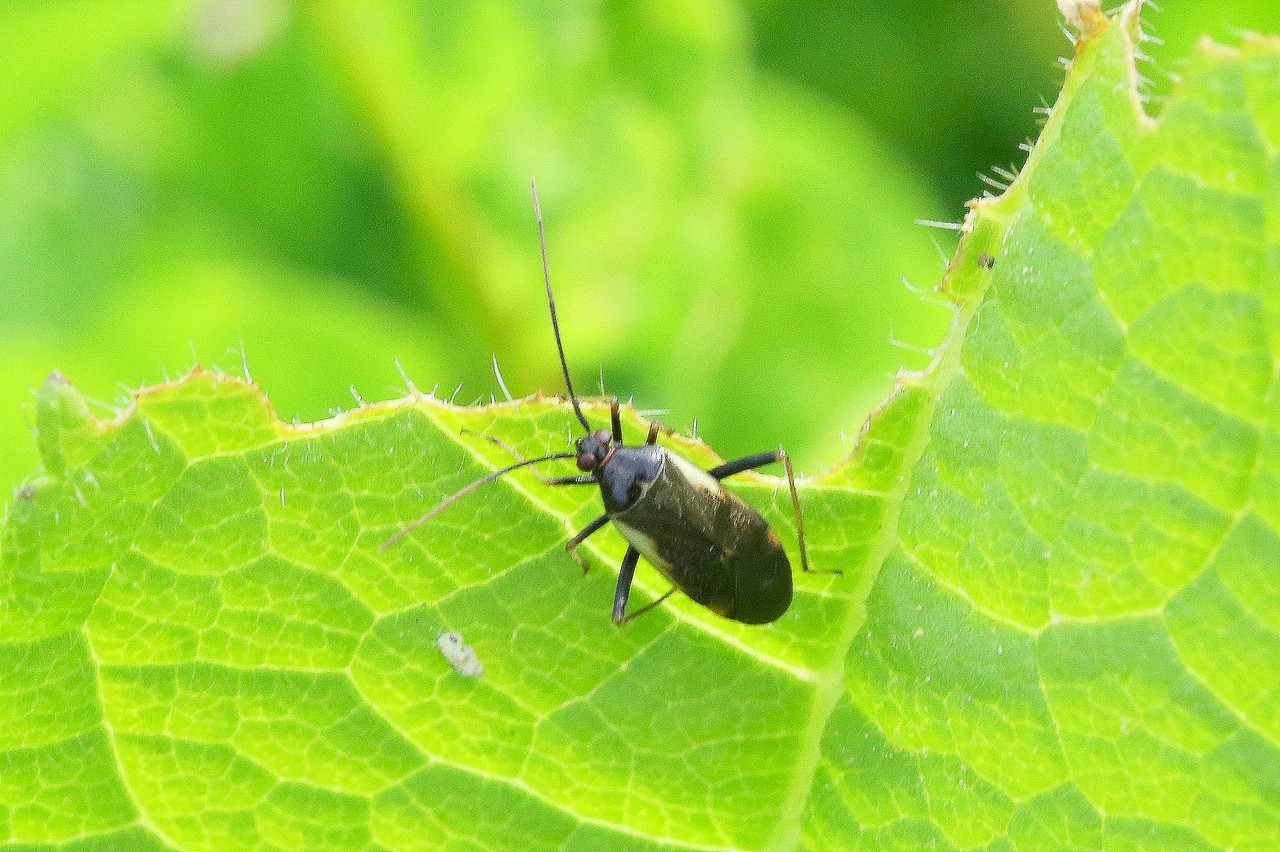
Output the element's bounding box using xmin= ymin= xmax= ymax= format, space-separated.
xmin=575 ymin=429 xmax=614 ymax=472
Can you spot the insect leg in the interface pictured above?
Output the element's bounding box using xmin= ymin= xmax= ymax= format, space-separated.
xmin=611 ymin=404 xmax=685 ymax=449
xmin=643 ymin=419 xmax=679 ymax=445
xmin=612 ymin=547 xmax=678 ymax=624
xmin=706 ymin=450 xmax=841 ymax=575
xmin=611 ymin=546 xmax=639 ymax=623
xmin=778 ymin=450 xmax=839 ymax=575
xmin=610 ymin=398 xmax=624 ymax=444
xmin=565 ymin=513 xmax=609 ymax=554
xmin=617 ymin=588 xmax=677 ymax=624
xmin=706 ymin=451 xmax=779 ymax=480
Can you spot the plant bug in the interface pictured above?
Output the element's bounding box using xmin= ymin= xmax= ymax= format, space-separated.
xmin=383 ymin=180 xmax=838 ymax=624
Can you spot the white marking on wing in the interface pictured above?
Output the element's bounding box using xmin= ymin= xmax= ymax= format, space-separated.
xmin=612 ymin=519 xmax=671 ymax=574
xmin=667 ymin=451 xmax=722 ymax=496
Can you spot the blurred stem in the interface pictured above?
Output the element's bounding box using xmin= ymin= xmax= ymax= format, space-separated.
xmin=305 ymin=0 xmax=501 ymax=343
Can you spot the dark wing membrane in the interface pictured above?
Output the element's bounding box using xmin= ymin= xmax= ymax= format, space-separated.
xmin=612 ymin=453 xmax=792 ymax=624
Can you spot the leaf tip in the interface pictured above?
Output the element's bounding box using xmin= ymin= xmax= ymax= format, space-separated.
xmin=1057 ymin=0 xmax=1107 ymax=40
xmin=34 ymin=370 xmax=99 ymax=479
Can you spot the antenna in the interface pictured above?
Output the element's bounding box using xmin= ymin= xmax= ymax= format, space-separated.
xmin=380 ymin=451 xmax=575 ymax=550
xmin=531 ymin=178 xmax=591 ymax=433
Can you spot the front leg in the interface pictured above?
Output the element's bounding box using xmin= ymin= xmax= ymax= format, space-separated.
xmin=610 ymin=397 xmax=623 ymax=444
xmin=566 ymin=513 xmax=610 ymax=555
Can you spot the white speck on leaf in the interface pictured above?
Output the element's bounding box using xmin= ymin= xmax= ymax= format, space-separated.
xmin=438 ymin=631 xmax=484 ymax=677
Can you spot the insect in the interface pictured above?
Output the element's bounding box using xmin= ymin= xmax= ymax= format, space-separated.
xmin=383 ymin=180 xmax=837 ymax=624
xmin=437 ymin=631 xmax=484 ymax=677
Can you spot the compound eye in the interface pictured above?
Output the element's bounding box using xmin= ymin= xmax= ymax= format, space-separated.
xmin=591 ymin=429 xmax=612 ymax=445
xmin=576 ymin=452 xmax=597 ymax=472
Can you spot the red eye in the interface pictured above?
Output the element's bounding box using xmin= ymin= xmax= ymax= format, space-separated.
xmin=577 ymin=452 xmax=596 ymax=472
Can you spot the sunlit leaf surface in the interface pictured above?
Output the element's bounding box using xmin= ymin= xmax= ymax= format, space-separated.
xmin=2 ymin=6 xmax=1278 ymax=851
xmin=804 ymin=9 xmax=1280 ymax=852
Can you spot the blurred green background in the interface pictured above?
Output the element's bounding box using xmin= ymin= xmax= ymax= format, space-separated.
xmin=3 ymin=0 xmax=1275 ymax=493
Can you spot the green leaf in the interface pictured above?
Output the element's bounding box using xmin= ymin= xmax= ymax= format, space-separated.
xmin=3 ymin=6 xmax=1278 ymax=852
xmin=803 ymin=8 xmax=1280 ymax=852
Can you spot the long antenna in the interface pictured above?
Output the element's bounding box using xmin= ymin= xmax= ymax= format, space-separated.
xmin=531 ymin=178 xmax=591 ymax=432
xmin=380 ymin=452 xmax=576 ymax=550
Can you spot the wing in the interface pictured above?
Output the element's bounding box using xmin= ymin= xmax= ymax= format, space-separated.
xmin=611 ymin=451 xmax=792 ymax=624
